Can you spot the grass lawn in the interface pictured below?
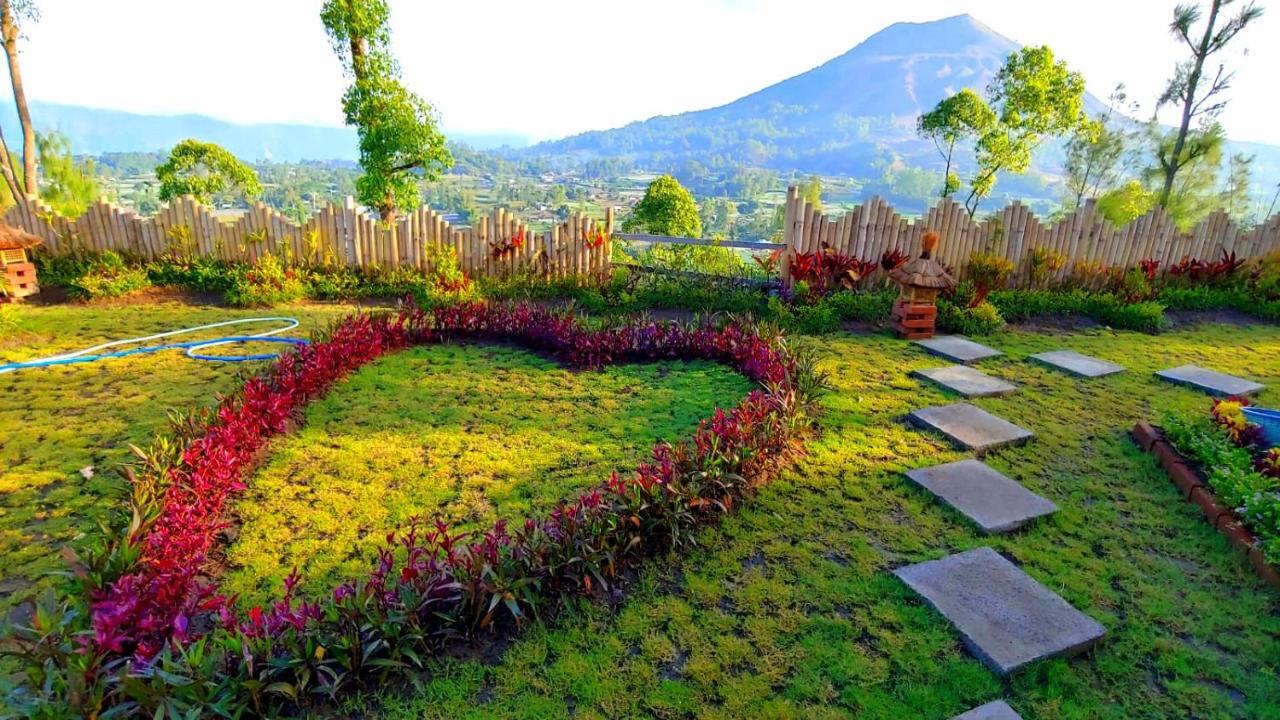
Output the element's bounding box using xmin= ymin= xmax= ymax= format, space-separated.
xmin=222 ymin=344 xmax=752 ymax=606
xmin=4 ymin=301 xmax=1280 ymax=718
xmin=0 ymin=300 xmax=358 ymax=615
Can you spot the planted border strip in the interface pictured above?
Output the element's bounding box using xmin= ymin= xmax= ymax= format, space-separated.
xmin=1131 ymin=420 xmax=1280 ymax=590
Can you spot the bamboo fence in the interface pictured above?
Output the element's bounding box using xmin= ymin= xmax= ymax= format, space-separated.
xmin=781 ymin=186 xmax=1280 ymax=285
xmin=3 ymin=195 xmax=614 ymax=280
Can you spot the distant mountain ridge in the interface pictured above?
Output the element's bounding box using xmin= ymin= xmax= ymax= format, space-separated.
xmin=0 ymin=101 xmax=532 ymax=161
xmin=524 ymin=14 xmax=1279 ymax=194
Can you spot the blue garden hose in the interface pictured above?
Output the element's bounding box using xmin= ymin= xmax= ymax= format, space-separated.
xmin=0 ymin=317 xmax=308 ymax=374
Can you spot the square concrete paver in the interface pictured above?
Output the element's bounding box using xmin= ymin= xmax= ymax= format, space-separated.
xmin=905 ymin=459 xmax=1057 ymax=533
xmin=1030 ymin=350 xmax=1124 ymax=378
xmin=953 ymin=701 xmax=1022 ymax=720
xmin=894 ymin=547 xmax=1105 ymax=676
xmin=915 ymin=335 xmax=1003 ymax=364
xmin=1156 ymin=364 xmax=1264 ymax=397
xmin=908 ymin=403 xmax=1033 ymax=453
xmin=914 ymin=365 xmax=1017 ymax=398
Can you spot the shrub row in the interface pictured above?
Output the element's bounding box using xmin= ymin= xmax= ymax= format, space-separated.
xmin=2 ymin=301 xmax=821 ymax=718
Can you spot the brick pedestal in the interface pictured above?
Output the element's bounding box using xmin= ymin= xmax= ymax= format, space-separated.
xmin=3 ymin=261 xmax=38 ymax=298
xmin=892 ymin=298 xmax=937 ymax=339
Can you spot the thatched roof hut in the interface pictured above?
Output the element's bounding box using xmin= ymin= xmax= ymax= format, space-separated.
xmin=888 ymin=232 xmax=955 ymax=292
xmin=0 ymin=222 xmax=42 ymax=253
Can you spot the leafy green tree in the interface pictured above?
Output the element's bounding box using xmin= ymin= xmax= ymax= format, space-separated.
xmin=1063 ymin=85 xmax=1133 ymax=210
xmin=1221 ymin=152 xmax=1256 ymax=225
xmin=156 ymin=139 xmax=261 ymax=205
xmin=799 ymin=175 xmax=823 ymax=211
xmin=1154 ymin=0 xmax=1262 ymax=207
xmin=1097 ymin=180 xmax=1156 ymax=225
xmin=916 ymin=88 xmax=996 ymax=198
xmin=36 ymin=131 xmax=100 ymax=216
xmin=965 ymin=46 xmax=1087 ymax=217
xmin=622 ymin=175 xmax=702 ymax=238
xmin=321 ymin=0 xmax=450 ymax=221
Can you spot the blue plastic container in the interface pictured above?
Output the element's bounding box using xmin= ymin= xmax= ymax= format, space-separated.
xmin=1241 ymin=406 xmax=1280 ymax=446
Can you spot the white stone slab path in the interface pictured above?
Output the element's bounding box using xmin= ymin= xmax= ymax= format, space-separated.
xmin=915 ymin=335 xmax=1003 ymax=364
xmin=905 ymin=459 xmax=1057 ymax=534
xmin=952 ymin=700 xmax=1022 ymax=720
xmin=914 ymin=365 xmax=1018 ymax=398
xmin=1155 ymin=364 xmax=1264 ymax=397
xmin=908 ymin=403 xmax=1034 ymax=454
xmin=1030 ymin=350 xmax=1124 ymax=378
xmin=894 ymin=547 xmax=1106 ymax=676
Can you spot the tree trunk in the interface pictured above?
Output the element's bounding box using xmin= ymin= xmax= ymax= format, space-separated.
xmin=1 ymin=1 xmax=35 ymax=196
xmin=941 ymin=138 xmax=955 ymax=198
xmin=0 ymin=125 xmax=21 ymax=202
xmin=1160 ymin=0 xmax=1222 ymax=207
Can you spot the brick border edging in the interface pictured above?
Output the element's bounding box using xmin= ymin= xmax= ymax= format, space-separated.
xmin=1131 ymin=420 xmax=1280 ymax=589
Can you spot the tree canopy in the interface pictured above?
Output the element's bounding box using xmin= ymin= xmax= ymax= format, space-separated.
xmin=321 ymin=0 xmax=451 ymax=221
xmin=155 ymin=139 xmax=261 ymax=205
xmin=965 ymin=45 xmax=1087 ymax=216
xmin=36 ymin=131 xmax=100 ymax=216
xmin=916 ymin=88 xmax=996 ymax=198
xmin=622 ymin=175 xmax=702 ymax=238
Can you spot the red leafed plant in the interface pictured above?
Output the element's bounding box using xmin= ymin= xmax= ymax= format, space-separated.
xmin=880 ymin=248 xmax=909 ymax=272
xmin=752 ymin=248 xmax=783 ymax=275
xmin=790 ymin=245 xmax=877 ymax=294
xmin=1137 ymin=258 xmax=1160 ymax=281
xmin=489 ymin=229 xmax=527 ymax=260
xmin=1169 ymin=249 xmax=1244 ymax=283
xmin=585 ymin=228 xmax=608 ymax=249
xmin=7 ymin=300 xmax=821 ymax=717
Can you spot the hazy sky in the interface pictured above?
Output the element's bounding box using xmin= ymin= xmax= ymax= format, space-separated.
xmin=9 ymin=0 xmax=1279 ymax=145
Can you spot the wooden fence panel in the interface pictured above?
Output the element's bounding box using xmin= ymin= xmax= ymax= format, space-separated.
xmin=780 ymin=186 xmax=1280 ymax=287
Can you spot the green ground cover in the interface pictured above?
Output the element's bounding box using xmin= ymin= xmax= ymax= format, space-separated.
xmin=222 ymin=344 xmax=752 ymax=606
xmin=3 ymin=300 xmax=1280 ymax=718
xmin=0 ymin=301 xmax=357 ymax=615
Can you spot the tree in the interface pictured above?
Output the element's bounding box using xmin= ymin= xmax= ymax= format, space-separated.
xmin=916 ymin=88 xmax=996 ymax=198
xmin=1063 ymin=85 xmax=1133 ymax=210
xmin=0 ymin=0 xmax=37 ymax=200
xmin=622 ymin=175 xmax=702 ymax=238
xmin=1154 ymin=0 xmax=1262 ymax=207
xmin=156 ymin=140 xmax=261 ymax=205
xmin=1221 ymin=152 xmax=1255 ymax=225
xmin=1097 ymin=180 xmax=1157 ymax=225
xmin=965 ymin=46 xmax=1087 ymax=217
xmin=799 ymin=175 xmax=823 ymax=211
xmin=321 ymin=0 xmax=451 ymax=221
xmin=36 ymin=132 xmax=100 ymax=216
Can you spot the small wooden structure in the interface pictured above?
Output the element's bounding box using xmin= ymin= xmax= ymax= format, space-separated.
xmin=0 ymin=222 xmax=42 ymax=300
xmin=889 ymin=230 xmax=955 ymax=339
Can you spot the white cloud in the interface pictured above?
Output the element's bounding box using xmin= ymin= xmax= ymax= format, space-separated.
xmin=6 ymin=0 xmax=1278 ymax=145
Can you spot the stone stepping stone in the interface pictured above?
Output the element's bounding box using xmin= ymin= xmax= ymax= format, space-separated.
xmin=915 ymin=335 xmax=1003 ymax=364
xmin=894 ymin=547 xmax=1105 ymax=676
xmin=953 ymin=701 xmax=1022 ymax=720
xmin=908 ymin=403 xmax=1033 ymax=454
xmin=1030 ymin=350 xmax=1124 ymax=378
xmin=1156 ymin=364 xmax=1264 ymax=397
xmin=905 ymin=459 xmax=1057 ymax=534
xmin=914 ymin=365 xmax=1017 ymax=398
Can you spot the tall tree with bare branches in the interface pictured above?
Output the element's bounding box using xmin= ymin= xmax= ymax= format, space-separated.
xmin=1154 ymin=0 xmax=1263 ymax=207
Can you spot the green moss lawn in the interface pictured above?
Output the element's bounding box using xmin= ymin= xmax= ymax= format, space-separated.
xmin=222 ymin=344 xmax=752 ymax=605
xmin=4 ymin=301 xmax=1280 ymax=718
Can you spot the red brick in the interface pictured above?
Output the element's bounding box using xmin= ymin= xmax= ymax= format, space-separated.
xmin=1131 ymin=421 xmax=1159 ymax=451
xmin=1217 ymin=518 xmax=1255 ymax=553
xmin=1168 ymin=462 xmax=1204 ymax=498
xmin=1248 ymin=547 xmax=1280 ymax=589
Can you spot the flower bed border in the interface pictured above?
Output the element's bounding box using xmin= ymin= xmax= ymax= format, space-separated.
xmin=1131 ymin=420 xmax=1280 ymax=589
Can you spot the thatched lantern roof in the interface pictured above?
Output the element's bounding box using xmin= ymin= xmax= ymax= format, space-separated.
xmin=0 ymin=222 xmax=42 ymax=252
xmin=889 ymin=230 xmax=955 ymax=292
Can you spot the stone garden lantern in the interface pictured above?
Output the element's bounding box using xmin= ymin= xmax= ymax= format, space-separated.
xmin=888 ymin=230 xmax=955 ymax=339
xmin=0 ymin=222 xmax=42 ymax=301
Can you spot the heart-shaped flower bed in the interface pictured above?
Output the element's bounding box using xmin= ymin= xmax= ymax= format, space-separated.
xmin=24 ymin=301 xmax=817 ymax=716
